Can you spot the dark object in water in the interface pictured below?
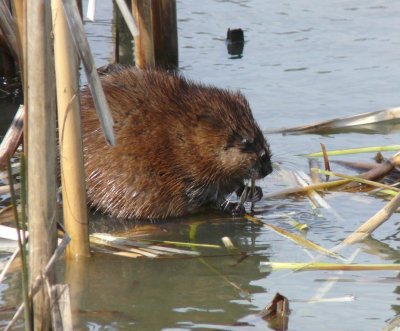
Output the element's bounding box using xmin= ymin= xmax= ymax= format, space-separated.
xmin=226 ymin=28 xmax=245 ymax=57
xmin=258 ymin=292 xmax=290 ymax=331
xmin=81 ymin=67 xmax=272 ymax=219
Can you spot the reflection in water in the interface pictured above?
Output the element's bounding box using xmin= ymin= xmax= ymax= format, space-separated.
xmin=64 ymin=217 xmax=270 ymax=329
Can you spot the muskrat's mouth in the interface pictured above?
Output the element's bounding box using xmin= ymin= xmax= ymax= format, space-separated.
xmin=236 ymin=180 xmax=263 ymax=204
xmin=248 ymin=159 xmax=273 ymax=181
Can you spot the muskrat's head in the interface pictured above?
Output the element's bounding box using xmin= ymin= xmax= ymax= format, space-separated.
xmin=186 ymin=86 xmax=272 ymax=191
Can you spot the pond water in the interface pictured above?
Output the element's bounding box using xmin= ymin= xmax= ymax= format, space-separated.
xmin=1 ymin=0 xmax=400 ymax=330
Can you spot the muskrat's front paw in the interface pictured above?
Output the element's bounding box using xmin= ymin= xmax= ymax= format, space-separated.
xmin=221 ymin=202 xmax=246 ymax=216
xmin=236 ymin=185 xmax=263 ymax=203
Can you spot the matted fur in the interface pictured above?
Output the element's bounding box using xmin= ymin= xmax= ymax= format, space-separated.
xmin=81 ymin=67 xmax=271 ymax=219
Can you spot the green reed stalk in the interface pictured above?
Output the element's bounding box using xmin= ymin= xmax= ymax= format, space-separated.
xmin=304 ymin=145 xmax=400 ymax=157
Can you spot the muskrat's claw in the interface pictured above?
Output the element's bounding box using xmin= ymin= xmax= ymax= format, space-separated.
xmin=236 ymin=185 xmax=263 ymax=203
xmin=221 ymin=201 xmax=246 ymax=216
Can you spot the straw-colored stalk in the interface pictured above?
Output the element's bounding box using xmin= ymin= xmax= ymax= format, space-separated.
xmin=312 ymin=168 xmax=400 ymax=193
xmin=343 ymin=193 xmax=400 ymax=244
xmin=260 ymin=262 xmax=400 ymax=271
xmin=245 ymin=215 xmax=344 ymax=261
xmin=263 ymin=179 xmax=349 ymax=199
xmin=26 ymin=1 xmax=58 ymax=329
xmin=0 ymin=105 xmax=24 ymax=169
xmin=114 ymin=0 xmax=139 ymax=37
xmin=52 ymin=0 xmax=90 ymax=258
xmin=10 ymin=0 xmax=25 ymax=73
xmin=5 ymin=236 xmax=70 ymax=331
xmin=0 ymin=1 xmax=19 ymax=60
xmin=132 ymin=0 xmax=155 ymax=68
xmin=62 ymin=0 xmax=115 ymax=146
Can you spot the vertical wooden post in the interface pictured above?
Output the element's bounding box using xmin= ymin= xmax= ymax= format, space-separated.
xmin=26 ymin=1 xmax=57 ymax=330
xmin=131 ymin=0 xmax=154 ymax=68
xmin=52 ymin=0 xmax=90 ymax=258
xmin=152 ymin=0 xmax=178 ymax=70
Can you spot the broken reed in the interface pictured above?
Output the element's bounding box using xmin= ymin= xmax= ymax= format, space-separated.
xmin=7 ymin=157 xmax=31 ymax=331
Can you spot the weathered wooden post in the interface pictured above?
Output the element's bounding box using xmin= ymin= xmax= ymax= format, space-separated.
xmin=131 ymin=0 xmax=155 ymax=68
xmin=26 ymin=0 xmax=57 ymax=329
xmin=152 ymin=0 xmax=178 ymax=70
xmin=131 ymin=0 xmax=178 ymax=69
xmin=52 ymin=0 xmax=90 ymax=258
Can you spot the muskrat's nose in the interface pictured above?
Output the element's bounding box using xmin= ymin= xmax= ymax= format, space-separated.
xmin=259 ymin=149 xmax=273 ymax=178
xmin=261 ymin=159 xmax=273 ymax=177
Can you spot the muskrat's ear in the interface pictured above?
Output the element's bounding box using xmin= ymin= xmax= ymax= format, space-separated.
xmin=196 ymin=111 xmax=223 ymax=129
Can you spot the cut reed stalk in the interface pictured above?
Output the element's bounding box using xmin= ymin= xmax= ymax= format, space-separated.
xmin=0 ymin=104 xmax=24 ymax=170
xmin=52 ymin=0 xmax=90 ymax=258
xmin=343 ymin=193 xmax=400 ymax=244
xmin=263 ymin=179 xmax=350 ymax=199
xmin=5 ymin=236 xmax=70 ymax=331
xmin=312 ymin=168 xmax=400 ymax=193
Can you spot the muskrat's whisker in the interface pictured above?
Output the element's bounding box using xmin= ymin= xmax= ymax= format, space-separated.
xmin=221 ymin=193 xmax=234 ymax=211
xmin=238 ymin=185 xmax=249 ymax=207
xmin=250 ymin=177 xmax=256 ymax=211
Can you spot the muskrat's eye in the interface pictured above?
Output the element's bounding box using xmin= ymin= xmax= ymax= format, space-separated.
xmin=240 ymin=138 xmax=255 ymax=153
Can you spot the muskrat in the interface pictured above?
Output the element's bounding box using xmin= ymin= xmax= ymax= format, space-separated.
xmin=81 ymin=67 xmax=272 ymax=219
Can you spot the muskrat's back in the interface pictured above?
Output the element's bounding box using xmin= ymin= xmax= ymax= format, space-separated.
xmin=81 ymin=68 xmax=272 ymax=219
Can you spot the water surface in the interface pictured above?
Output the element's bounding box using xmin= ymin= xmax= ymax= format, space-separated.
xmin=1 ymin=1 xmax=400 ymax=330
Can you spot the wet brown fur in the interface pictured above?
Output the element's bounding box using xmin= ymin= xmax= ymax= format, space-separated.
xmin=81 ymin=67 xmax=271 ymax=219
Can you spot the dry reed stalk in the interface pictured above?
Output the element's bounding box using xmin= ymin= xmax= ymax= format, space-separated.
xmin=339 ymin=152 xmax=400 ymax=190
xmin=312 ymin=168 xmax=400 ymax=193
xmin=52 ymin=0 xmax=90 ymax=258
xmin=0 ymin=1 xmax=19 ymax=59
xmin=5 ymin=236 xmax=70 ymax=331
xmin=26 ymin=1 xmax=58 ymax=329
xmin=263 ymin=179 xmax=349 ymax=199
xmin=0 ymin=105 xmax=24 ymax=169
xmin=343 ymin=193 xmax=400 ymax=244
xmin=0 ymin=183 xmax=20 ymax=195
xmin=62 ymin=0 xmax=115 ymax=146
xmin=10 ymin=0 xmax=25 ymax=72
xmin=49 ymin=284 xmax=73 ymax=330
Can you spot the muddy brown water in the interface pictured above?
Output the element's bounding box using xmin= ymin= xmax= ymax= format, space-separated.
xmin=1 ymin=1 xmax=400 ymax=330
